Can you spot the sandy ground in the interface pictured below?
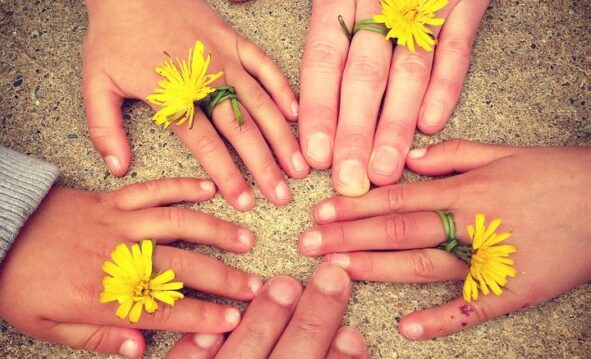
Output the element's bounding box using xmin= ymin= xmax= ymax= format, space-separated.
xmin=0 ymin=0 xmax=590 ymax=357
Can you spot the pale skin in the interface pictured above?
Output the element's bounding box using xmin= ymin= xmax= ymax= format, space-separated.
xmin=299 ymin=140 xmax=591 ymax=339
xmin=298 ymin=0 xmax=490 ymax=196
xmin=0 ymin=178 xmax=264 ymax=358
xmin=167 ymin=263 xmax=368 ymax=359
xmin=83 ymin=0 xmax=309 ymax=211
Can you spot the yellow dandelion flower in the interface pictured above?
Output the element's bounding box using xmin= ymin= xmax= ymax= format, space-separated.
xmin=463 ymin=213 xmax=517 ymax=303
xmin=100 ymin=240 xmax=184 ymax=323
xmin=373 ymin=0 xmax=448 ymax=53
xmin=146 ymin=40 xmax=223 ymax=129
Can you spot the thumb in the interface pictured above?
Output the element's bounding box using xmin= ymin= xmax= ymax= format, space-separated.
xmin=405 ymin=139 xmax=520 ymax=176
xmin=165 ymin=333 xmax=224 ymax=359
xmin=398 ymin=288 xmax=525 ymax=340
xmin=47 ymin=323 xmax=145 ymax=358
xmin=82 ymin=71 xmax=132 ymax=176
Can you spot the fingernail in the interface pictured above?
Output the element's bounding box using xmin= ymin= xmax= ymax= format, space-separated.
xmin=422 ymin=103 xmax=445 ymax=128
xmin=335 ymin=329 xmax=363 ymax=355
xmin=328 ymin=253 xmax=350 ymax=269
xmin=238 ymin=229 xmax=254 ymax=248
xmin=248 ymin=277 xmax=263 ymax=295
xmin=369 ymin=146 xmax=399 ymax=176
xmin=236 ymin=191 xmax=255 ymax=210
xmin=291 ymin=152 xmax=308 ymax=173
xmin=408 ymin=148 xmax=427 ymax=159
xmin=301 ymin=230 xmax=322 ymax=253
xmin=336 ymin=159 xmax=370 ymax=197
xmin=316 ymin=202 xmax=336 ymax=223
xmin=200 ymin=180 xmax=215 ymax=192
xmin=274 ymin=181 xmax=291 ymax=201
xmin=402 ymin=321 xmax=423 ymax=339
xmin=306 ymin=132 xmax=331 ymax=163
xmin=224 ymin=308 xmax=241 ymax=326
xmin=119 ymin=339 xmax=139 ymax=359
xmin=291 ymin=100 xmax=299 ymax=117
xmin=193 ymin=334 xmax=220 ymax=349
xmin=312 ymin=264 xmax=349 ymax=295
xmin=104 ymin=155 xmax=121 ymax=175
xmin=268 ymin=278 xmax=300 ymax=306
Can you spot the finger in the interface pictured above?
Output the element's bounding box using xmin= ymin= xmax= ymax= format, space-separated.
xmin=324 ymin=250 xmax=467 ymax=283
xmin=229 ymin=71 xmax=310 ymax=178
xmin=406 ymin=139 xmax=519 ymax=176
xmin=313 ymin=180 xmax=458 ymax=224
xmin=299 ymin=0 xmax=355 ymax=169
xmin=368 ymin=0 xmax=460 ymax=185
xmin=95 ymin=297 xmax=241 ymax=333
xmin=236 ymin=38 xmax=299 ymax=121
xmin=270 ymin=263 xmax=351 ymax=359
xmin=300 ymin=212 xmax=462 ymax=256
xmin=216 ymin=277 xmax=303 ymax=359
xmin=106 ymin=178 xmax=216 ymax=211
xmin=82 ymin=71 xmax=131 ymax=177
xmin=326 ymin=327 xmax=368 ymax=359
xmin=47 ymin=323 xmax=145 ymax=358
xmin=153 ymin=246 xmax=262 ymax=301
xmin=173 ymin=111 xmax=255 ymax=211
xmin=122 ymin=207 xmax=255 ymax=253
xmin=399 ymin=289 xmax=523 ymax=340
xmin=418 ymin=0 xmax=491 ymax=134
xmin=333 ymin=0 xmax=392 ymax=196
xmin=166 ymin=334 xmax=224 ymax=359
xmin=212 ymin=101 xmax=293 ymax=206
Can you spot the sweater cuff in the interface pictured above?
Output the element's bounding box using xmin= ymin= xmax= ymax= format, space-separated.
xmin=0 ymin=146 xmax=60 ymax=264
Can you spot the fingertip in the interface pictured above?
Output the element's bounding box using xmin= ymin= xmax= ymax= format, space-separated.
xmin=418 ymin=103 xmax=448 ymax=135
xmin=314 ymin=201 xmax=337 ymax=224
xmin=104 ymin=154 xmax=129 ymax=177
xmin=333 ymin=159 xmax=371 ymax=198
xmin=266 ymin=276 xmax=303 ymax=306
xmin=304 ymin=131 xmax=333 ymax=169
xmin=119 ymin=336 xmax=144 ymax=359
xmin=273 ymin=181 xmax=293 ymax=206
xmin=237 ymin=228 xmax=256 ymax=251
xmin=290 ymin=151 xmax=311 ymax=178
xmin=193 ymin=333 xmax=224 ymax=350
xmin=398 ymin=316 xmax=425 ymax=340
xmin=235 ymin=191 xmax=256 ymax=211
xmin=310 ymin=262 xmax=351 ymax=296
xmin=333 ymin=326 xmax=367 ymax=357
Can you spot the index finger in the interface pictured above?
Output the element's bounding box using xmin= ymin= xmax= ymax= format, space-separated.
xmin=299 ymin=0 xmax=355 ymax=169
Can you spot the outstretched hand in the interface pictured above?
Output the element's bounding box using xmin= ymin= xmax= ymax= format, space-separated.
xmin=0 ymin=178 xmax=262 ymax=358
xmin=167 ymin=263 xmax=368 ymax=359
xmin=299 ymin=140 xmax=591 ymax=339
xmin=83 ymin=0 xmax=309 ymax=211
xmin=299 ymin=0 xmax=489 ymax=196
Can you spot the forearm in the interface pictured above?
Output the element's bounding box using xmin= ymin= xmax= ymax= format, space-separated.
xmin=0 ymin=146 xmax=59 ymax=264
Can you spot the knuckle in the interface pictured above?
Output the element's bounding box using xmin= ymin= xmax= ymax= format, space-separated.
xmin=329 ymin=224 xmax=347 ymax=249
xmin=384 ymin=215 xmax=408 ymax=245
xmin=393 ymin=55 xmax=430 ymax=80
xmin=442 ymin=139 xmax=466 ymax=156
xmin=141 ymin=180 xmax=163 ymax=200
xmin=340 ymin=127 xmax=371 ymax=149
xmin=239 ymin=323 xmax=268 ymax=347
xmin=353 ymin=254 xmax=375 ymax=277
xmin=385 ymin=185 xmax=407 ymax=211
xmin=250 ymin=87 xmax=273 ymax=111
xmin=440 ymin=37 xmax=474 ymax=58
xmin=81 ymin=327 xmax=110 ymax=352
xmin=293 ymin=315 xmax=328 ymax=338
xmin=410 ymin=251 xmax=436 ymax=280
xmin=87 ymin=124 xmax=112 ymax=143
xmin=345 ymin=55 xmax=388 ymax=85
xmin=306 ymin=103 xmax=337 ymax=123
xmin=164 ymin=207 xmax=187 ymax=228
xmin=193 ymin=132 xmax=222 ymax=156
xmin=469 ymin=302 xmax=492 ymax=323
xmin=433 ymin=76 xmax=462 ymax=95
xmin=379 ymin=118 xmax=415 ymax=138
xmin=151 ymin=303 xmax=175 ymax=325
xmin=304 ymin=40 xmax=347 ymax=71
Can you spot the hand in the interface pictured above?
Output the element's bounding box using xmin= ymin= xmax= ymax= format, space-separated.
xmin=0 ymin=178 xmax=263 ymax=358
xmin=82 ymin=0 xmax=309 ymax=211
xmin=299 ymin=0 xmax=489 ymax=195
xmin=166 ymin=263 xmax=368 ymax=359
xmin=298 ymin=140 xmax=591 ymax=339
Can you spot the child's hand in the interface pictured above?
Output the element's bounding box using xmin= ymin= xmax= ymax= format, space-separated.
xmin=82 ymin=0 xmax=308 ymax=210
xmin=0 ymin=178 xmax=262 ymax=358
xmin=299 ymin=0 xmax=489 ymax=196
xmin=298 ymin=140 xmax=591 ymax=339
xmin=167 ymin=263 xmax=368 ymax=359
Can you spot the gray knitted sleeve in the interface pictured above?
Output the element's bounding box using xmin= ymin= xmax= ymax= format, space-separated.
xmin=0 ymin=146 xmax=60 ymax=264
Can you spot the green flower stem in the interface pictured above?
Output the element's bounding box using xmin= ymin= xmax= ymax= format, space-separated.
xmin=338 ymin=16 xmax=389 ymax=41
xmin=437 ymin=210 xmax=472 ymax=264
xmin=205 ymin=86 xmax=244 ymax=127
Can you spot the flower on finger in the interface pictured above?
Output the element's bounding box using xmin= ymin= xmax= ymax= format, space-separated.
xmin=438 ymin=212 xmax=517 ymax=303
xmin=100 ymin=240 xmax=184 ymax=323
xmin=146 ymin=41 xmax=243 ymax=129
xmin=463 ymin=213 xmax=517 ymax=303
xmin=373 ymin=0 xmax=448 ymax=53
xmin=338 ymin=0 xmax=448 ymax=53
